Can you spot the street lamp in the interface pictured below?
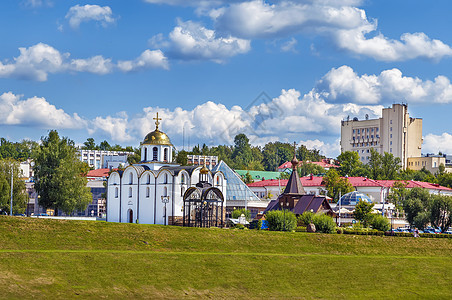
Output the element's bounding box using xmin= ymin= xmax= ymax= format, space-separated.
xmin=161 ymin=195 xmax=170 ymax=225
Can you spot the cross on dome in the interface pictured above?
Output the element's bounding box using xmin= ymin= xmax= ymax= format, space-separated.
xmin=153 ymin=112 xmax=162 ymax=130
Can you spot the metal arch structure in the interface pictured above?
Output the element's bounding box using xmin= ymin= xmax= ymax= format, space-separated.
xmin=183 ymin=186 xmax=224 ymax=228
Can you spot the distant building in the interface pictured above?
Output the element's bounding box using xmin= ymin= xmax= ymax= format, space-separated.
xmin=277 ymin=159 xmax=338 ymax=172
xmin=234 ymin=170 xmax=281 ymax=182
xmin=78 ymin=149 xmax=133 ymax=169
xmin=407 ymin=155 xmax=446 ymax=174
xmin=187 ymin=155 xmax=218 ymax=170
xmin=341 ymin=103 xmax=423 ymax=169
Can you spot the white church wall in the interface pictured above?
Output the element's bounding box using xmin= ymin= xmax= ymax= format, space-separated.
xmin=138 ymin=170 xmax=157 ymax=224
xmin=107 ymin=172 xmax=121 ymax=222
xmin=121 ymin=167 xmax=140 ymax=223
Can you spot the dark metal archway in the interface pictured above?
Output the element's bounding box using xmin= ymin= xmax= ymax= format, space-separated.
xmin=183 ymin=187 xmax=224 ymax=228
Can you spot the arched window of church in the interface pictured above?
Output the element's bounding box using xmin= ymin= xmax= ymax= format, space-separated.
xmin=163 ymin=186 xmax=168 ymax=197
xmin=181 ymin=173 xmax=185 ymax=184
xmin=153 ymin=147 xmax=158 ymax=161
xmin=128 ymin=187 xmax=132 ymax=198
xmin=129 ymin=173 xmax=133 ymax=185
xmin=144 ymin=148 xmax=147 ymax=161
xmin=115 ymin=187 xmax=118 ymax=198
xmin=216 ymin=176 xmax=220 ymax=186
xmin=164 ymin=148 xmax=168 ymax=162
xmin=146 ymin=174 xmax=151 ymax=184
xmin=146 ymin=187 xmax=150 ymax=198
xmin=164 ymin=173 xmax=168 ymax=184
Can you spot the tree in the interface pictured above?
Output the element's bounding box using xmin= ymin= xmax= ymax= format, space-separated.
xmin=353 ymin=200 xmax=375 ymax=227
xmin=337 ymin=151 xmax=362 ymax=176
xmin=0 ymin=159 xmax=28 ymax=214
xmin=231 ymin=134 xmax=253 ymax=169
xmin=402 ymin=187 xmax=431 ymax=228
xmin=231 ymin=208 xmax=251 ymax=220
xmin=387 ymin=181 xmax=408 ymax=211
xmin=175 ymin=150 xmax=189 ymax=166
xmin=430 ymin=194 xmax=452 ymax=232
xmin=242 ymin=171 xmax=254 ymax=184
xmin=323 ymin=168 xmax=354 ymax=202
xmin=127 ymin=148 xmax=141 ymax=165
xmin=33 ymin=130 xmax=92 ymax=216
xmin=82 ymin=138 xmax=97 ymax=150
xmin=98 ymin=140 xmax=111 ymax=151
xmin=370 ymin=214 xmax=390 ymax=231
xmin=297 ymin=162 xmax=325 ymax=177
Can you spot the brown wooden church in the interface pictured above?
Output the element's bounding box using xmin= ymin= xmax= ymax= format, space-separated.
xmin=264 ymin=143 xmax=334 ymax=216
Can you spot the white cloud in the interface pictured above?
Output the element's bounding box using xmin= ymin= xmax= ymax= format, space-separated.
xmin=0 ymin=92 xmax=85 ymax=128
xmin=65 ymin=4 xmax=116 ymax=29
xmin=154 ymin=20 xmax=250 ymax=62
xmin=281 ymin=37 xmax=298 ymax=53
xmin=208 ymin=0 xmax=452 ymax=62
xmin=423 ymin=133 xmax=452 ymax=154
xmin=299 ymin=138 xmax=341 ymax=158
xmin=0 ymin=43 xmax=168 ymax=81
xmin=117 ymin=50 xmax=169 ymax=72
xmin=21 ymin=0 xmax=52 ymax=8
xmin=317 ymin=65 xmax=452 ymax=104
xmin=89 ymin=114 xmax=134 ymax=143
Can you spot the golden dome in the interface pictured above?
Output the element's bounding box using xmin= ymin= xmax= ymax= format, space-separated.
xmin=142 ymin=129 xmax=173 ymax=146
xmin=142 ymin=112 xmax=173 ymax=146
xmin=200 ymin=164 xmax=209 ymax=175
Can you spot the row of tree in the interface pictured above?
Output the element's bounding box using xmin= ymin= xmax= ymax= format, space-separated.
xmin=337 ymin=149 xmax=452 ymax=188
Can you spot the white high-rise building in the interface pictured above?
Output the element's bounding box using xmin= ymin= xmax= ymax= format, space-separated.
xmin=341 ymin=104 xmax=423 ymax=169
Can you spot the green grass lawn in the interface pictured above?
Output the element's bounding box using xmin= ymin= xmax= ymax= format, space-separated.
xmin=1 ymin=216 xmax=451 ymax=299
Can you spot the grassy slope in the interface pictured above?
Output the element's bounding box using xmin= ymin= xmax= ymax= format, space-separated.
xmin=0 ymin=216 xmax=451 ymax=299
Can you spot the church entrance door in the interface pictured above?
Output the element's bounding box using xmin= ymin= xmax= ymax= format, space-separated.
xmin=128 ymin=209 xmax=133 ymax=223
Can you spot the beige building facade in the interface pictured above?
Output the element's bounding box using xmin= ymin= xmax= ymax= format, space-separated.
xmin=407 ymin=156 xmax=449 ymax=174
xmin=341 ymin=104 xmax=423 ymax=169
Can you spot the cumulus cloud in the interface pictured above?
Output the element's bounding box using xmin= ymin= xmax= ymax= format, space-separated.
xmin=299 ymin=138 xmax=341 ymax=158
xmin=117 ymin=50 xmax=169 ymax=72
xmin=206 ymin=0 xmax=452 ymax=62
xmin=65 ymin=4 xmax=116 ymax=29
xmin=281 ymin=38 xmax=298 ymax=53
xmin=0 ymin=92 xmax=86 ymax=128
xmin=151 ymin=20 xmax=250 ymax=62
xmin=317 ymin=65 xmax=452 ymax=104
xmin=423 ymin=133 xmax=452 ymax=154
xmin=0 ymin=43 xmax=168 ymax=81
xmin=21 ymin=0 xmax=52 ymax=8
xmin=87 ymin=87 xmax=381 ymax=157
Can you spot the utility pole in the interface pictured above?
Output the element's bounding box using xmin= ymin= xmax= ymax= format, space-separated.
xmin=10 ymin=164 xmax=13 ymax=216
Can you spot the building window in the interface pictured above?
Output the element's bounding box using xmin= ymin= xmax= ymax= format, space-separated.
xmin=164 ymin=148 xmax=168 ymax=162
xmin=376 ymin=128 xmax=379 ymax=132
xmin=146 ymin=187 xmax=150 ymax=198
xmin=129 ymin=173 xmax=133 ymax=184
xmin=181 ymin=173 xmax=185 ymax=184
xmin=390 ymin=141 xmax=392 ymax=145
xmin=153 ymin=147 xmax=158 ymax=161
xmin=164 ymin=173 xmax=168 ymax=184
xmin=353 ymin=129 xmax=355 ymax=134
xmin=147 ymin=174 xmax=151 ymax=184
xmin=144 ymin=148 xmax=147 ymax=161
xmin=216 ymin=176 xmax=220 ymax=186
xmin=115 ymin=187 xmax=118 ymax=198
xmin=371 ymin=135 xmax=373 ymax=139
xmin=390 ymin=134 xmax=392 ymax=138
xmin=390 ymin=127 xmax=392 ymax=131
xmin=128 ymin=187 xmax=132 ymax=198
xmin=390 ymin=148 xmax=392 ymax=153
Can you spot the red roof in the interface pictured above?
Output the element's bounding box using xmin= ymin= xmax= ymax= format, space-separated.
xmin=86 ymin=168 xmax=110 ymax=178
xmin=277 ymin=160 xmax=339 ymax=170
xmin=248 ymin=176 xmax=452 ymax=192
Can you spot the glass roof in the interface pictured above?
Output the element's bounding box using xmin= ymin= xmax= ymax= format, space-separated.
xmin=212 ymin=161 xmax=261 ymax=202
xmin=338 ymin=191 xmax=372 ymax=206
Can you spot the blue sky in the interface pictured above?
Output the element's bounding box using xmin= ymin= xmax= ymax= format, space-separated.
xmin=1 ymin=0 xmax=452 ymax=157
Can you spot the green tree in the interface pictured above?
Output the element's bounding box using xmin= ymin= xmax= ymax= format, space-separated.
xmin=430 ymin=194 xmax=452 ymax=232
xmin=402 ymin=187 xmax=431 ymax=228
xmin=82 ymin=138 xmax=97 ymax=150
xmin=175 ymin=150 xmax=189 ymax=166
xmin=231 ymin=133 xmax=253 ymax=169
xmin=337 ymin=151 xmax=362 ymax=176
xmin=98 ymin=140 xmax=111 ymax=151
xmin=127 ymin=148 xmax=141 ymax=165
xmin=387 ymin=181 xmax=408 ymax=211
xmin=312 ymin=214 xmax=336 ymax=233
xmin=297 ymin=162 xmax=325 ymax=177
xmin=370 ymin=214 xmax=390 ymax=231
xmin=353 ymin=200 xmax=375 ymax=227
xmin=242 ymin=171 xmax=254 ymax=184
xmin=33 ymin=130 xmax=92 ymax=216
xmin=0 ymin=159 xmax=28 ymax=214
xmin=323 ymin=168 xmax=354 ymax=202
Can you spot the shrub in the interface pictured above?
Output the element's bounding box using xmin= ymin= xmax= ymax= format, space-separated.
xmin=295 ymin=226 xmax=307 ymax=232
xmin=297 ymin=211 xmax=315 ymax=226
xmin=370 ymin=214 xmax=390 ymax=232
xmin=336 ymin=227 xmax=344 ymax=234
xmin=231 ymin=208 xmax=251 ymax=220
xmin=265 ymin=209 xmax=297 ymax=231
xmin=248 ymin=219 xmax=262 ymax=230
xmin=312 ymin=214 xmax=336 ymax=233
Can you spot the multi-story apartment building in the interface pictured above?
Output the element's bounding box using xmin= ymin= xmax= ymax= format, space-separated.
xmin=341 ymin=104 xmax=423 ymax=169
xmin=78 ymin=149 xmax=133 ymax=169
xmin=187 ymin=155 xmax=218 ymax=170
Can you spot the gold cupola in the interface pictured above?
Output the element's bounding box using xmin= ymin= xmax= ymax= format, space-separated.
xmin=142 ymin=112 xmax=173 ymax=146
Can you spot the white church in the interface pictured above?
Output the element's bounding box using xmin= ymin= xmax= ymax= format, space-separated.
xmin=106 ymin=113 xmax=227 ymax=226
